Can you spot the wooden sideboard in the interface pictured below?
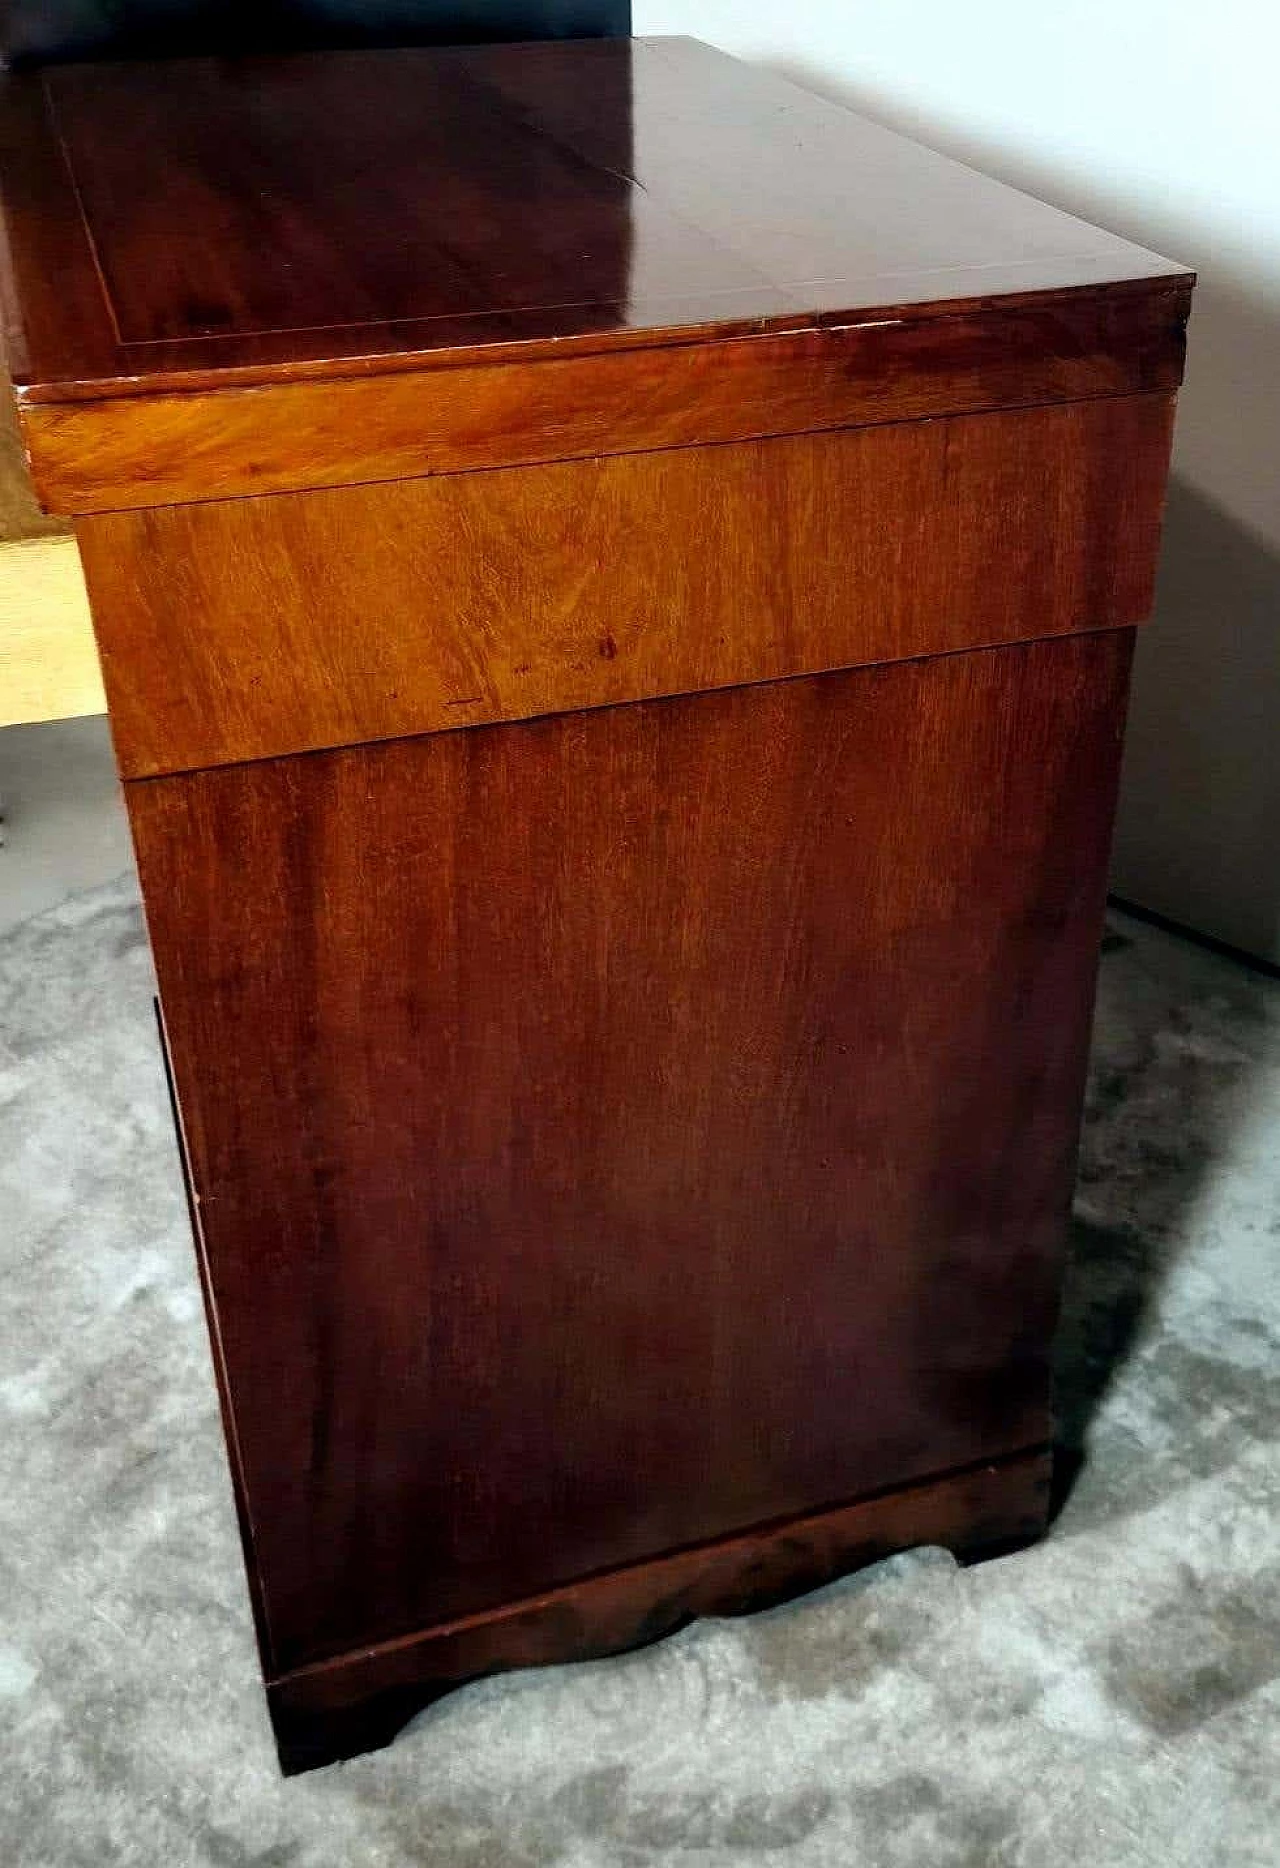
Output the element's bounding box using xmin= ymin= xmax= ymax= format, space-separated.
xmin=0 ymin=36 xmax=1192 ymax=1772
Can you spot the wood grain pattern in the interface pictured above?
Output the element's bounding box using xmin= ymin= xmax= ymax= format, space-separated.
xmin=25 ymin=291 xmax=1189 ymax=514
xmin=265 ymin=1447 xmax=1052 ymax=1773
xmin=0 ymin=38 xmax=1189 ymax=513
xmin=128 ymin=633 xmax=1131 ymax=1681
xmin=0 ymin=38 xmax=1187 ymax=400
xmin=0 ymin=29 xmax=1191 ymax=1774
xmin=80 ymin=395 xmax=1174 ymax=777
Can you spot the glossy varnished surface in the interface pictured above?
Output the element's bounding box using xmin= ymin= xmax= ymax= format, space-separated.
xmin=0 ymin=29 xmax=1191 ymax=1771
xmin=0 ymin=36 xmax=1188 ymax=402
xmin=80 ymin=396 xmax=1174 ymax=777
xmin=129 ymin=634 xmax=1131 ymax=1677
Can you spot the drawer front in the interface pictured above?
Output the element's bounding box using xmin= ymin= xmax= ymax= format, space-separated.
xmin=79 ymin=392 xmax=1174 ymax=779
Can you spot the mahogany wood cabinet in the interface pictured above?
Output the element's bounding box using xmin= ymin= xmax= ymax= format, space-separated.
xmin=0 ymin=37 xmax=1192 ymax=1772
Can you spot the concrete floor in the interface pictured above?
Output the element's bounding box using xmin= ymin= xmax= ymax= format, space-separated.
xmin=0 ymin=715 xmax=134 ymax=934
xmin=1 ymin=717 xmax=1278 ymax=1866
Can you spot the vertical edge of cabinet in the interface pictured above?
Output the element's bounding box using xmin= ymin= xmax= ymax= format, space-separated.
xmin=152 ymin=993 xmax=278 ymax=1680
xmin=265 ymin=1447 xmax=1053 ymax=1774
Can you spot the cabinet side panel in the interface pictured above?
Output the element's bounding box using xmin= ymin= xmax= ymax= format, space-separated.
xmin=127 ymin=634 xmax=1132 ymax=1675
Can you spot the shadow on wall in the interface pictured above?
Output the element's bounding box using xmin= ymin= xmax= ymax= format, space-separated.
xmin=766 ymin=55 xmax=1280 ymax=966
xmin=1116 ymin=481 xmax=1280 ymax=962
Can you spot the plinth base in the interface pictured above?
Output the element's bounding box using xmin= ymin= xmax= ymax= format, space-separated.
xmin=267 ymin=1446 xmax=1050 ymax=1775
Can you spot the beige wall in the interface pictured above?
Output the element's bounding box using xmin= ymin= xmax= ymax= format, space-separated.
xmin=639 ymin=3 xmax=1280 ymax=960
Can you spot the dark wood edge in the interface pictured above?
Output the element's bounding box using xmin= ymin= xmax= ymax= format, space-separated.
xmin=11 ymin=274 xmax=1193 ymax=404
xmin=24 ymin=287 xmax=1190 ymax=514
xmin=152 ymin=996 xmax=279 ymax=1679
xmin=266 ymin=1446 xmax=1051 ymax=1774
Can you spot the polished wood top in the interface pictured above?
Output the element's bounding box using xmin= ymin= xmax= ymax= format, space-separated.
xmin=0 ymin=35 xmax=1188 ymax=403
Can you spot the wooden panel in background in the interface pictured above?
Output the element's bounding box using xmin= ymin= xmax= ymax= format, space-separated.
xmin=81 ymin=394 xmax=1173 ymax=777
xmin=0 ymin=536 xmax=99 ymax=725
xmin=0 ymin=374 xmax=98 ymax=724
xmin=128 ymin=630 xmax=1132 ymax=1679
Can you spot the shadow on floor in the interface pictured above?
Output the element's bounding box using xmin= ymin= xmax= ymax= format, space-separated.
xmin=1048 ymin=908 xmax=1271 ymax=1518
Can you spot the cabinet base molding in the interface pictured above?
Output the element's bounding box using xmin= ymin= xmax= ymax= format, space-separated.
xmin=266 ymin=1446 xmax=1051 ymax=1775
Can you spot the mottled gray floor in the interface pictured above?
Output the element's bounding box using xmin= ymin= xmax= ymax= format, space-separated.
xmin=1 ymin=875 xmax=1278 ymax=1867
xmin=0 ymin=718 xmax=133 ymax=937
